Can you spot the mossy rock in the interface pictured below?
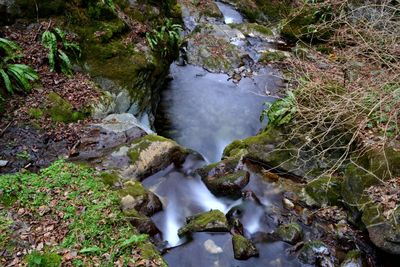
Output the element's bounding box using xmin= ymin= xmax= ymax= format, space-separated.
xmin=259 ymin=50 xmax=288 ymax=63
xmin=276 ymin=222 xmax=303 ymax=244
xmin=341 ymin=250 xmax=363 ymax=267
xmin=203 ymin=170 xmax=250 ymax=199
xmin=298 ymin=241 xmax=334 ymax=266
xmin=137 ymin=242 xmax=168 ymax=266
xmin=232 ymin=234 xmax=259 ymax=260
xmin=46 ymin=92 xmax=88 ymax=123
xmin=100 ymin=171 xmax=120 ymax=186
xmin=122 ymin=134 xmax=189 ymax=180
xmin=305 ymin=176 xmax=342 ymax=206
xmin=280 ymin=5 xmax=333 ymax=43
xmin=178 ymin=210 xmax=229 ymax=237
xmin=123 ymin=208 xmax=160 ymax=236
xmin=119 ymin=180 xmax=162 ymax=216
xmin=231 ymin=23 xmax=273 ymax=38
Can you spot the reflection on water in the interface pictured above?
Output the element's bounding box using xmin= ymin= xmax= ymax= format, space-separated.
xmin=155 ymin=64 xmax=275 ymax=163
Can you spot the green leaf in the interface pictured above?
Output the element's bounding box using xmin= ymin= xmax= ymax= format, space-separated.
xmin=79 ymin=246 xmax=101 ymax=254
xmin=0 ymin=69 xmax=13 ymax=94
xmin=119 ymin=234 xmax=147 ymax=248
xmin=58 ymin=50 xmax=73 ymax=76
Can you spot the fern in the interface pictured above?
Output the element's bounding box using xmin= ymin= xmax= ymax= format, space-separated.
xmin=260 ymin=91 xmax=297 ymax=126
xmin=41 ymin=28 xmax=81 ymax=76
xmin=0 ymin=38 xmax=39 ymax=97
xmin=146 ymin=19 xmax=182 ymax=59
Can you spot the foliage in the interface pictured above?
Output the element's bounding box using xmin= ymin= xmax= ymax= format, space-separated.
xmin=0 ymin=38 xmax=39 ymax=98
xmin=146 ymin=19 xmax=182 ymax=59
xmin=0 ymin=161 xmax=152 ymax=266
xmin=26 ymin=251 xmax=62 ymax=267
xmin=41 ymin=28 xmax=81 ymax=76
xmin=260 ymin=91 xmax=297 ymax=126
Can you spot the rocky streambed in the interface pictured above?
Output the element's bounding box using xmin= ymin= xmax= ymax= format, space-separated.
xmin=70 ymin=1 xmax=398 ymax=266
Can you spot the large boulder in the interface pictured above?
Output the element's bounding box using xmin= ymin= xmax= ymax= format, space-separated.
xmin=304 ymin=176 xmax=342 ymax=207
xmin=178 ymin=210 xmax=229 ymax=237
xmin=232 ymin=234 xmax=259 ymax=260
xmin=71 ymin=113 xmax=147 ymax=160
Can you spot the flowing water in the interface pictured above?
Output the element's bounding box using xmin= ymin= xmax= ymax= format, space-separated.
xmin=146 ymin=2 xmax=303 ymax=266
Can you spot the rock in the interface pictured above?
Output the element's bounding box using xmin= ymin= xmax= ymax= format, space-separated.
xmin=123 ymin=208 xmax=160 ymax=236
xmin=119 ymin=180 xmax=162 ymax=217
xmin=241 ymin=190 xmax=262 ymax=205
xmin=178 ymin=210 xmax=229 ymax=237
xmin=122 ymin=134 xmax=189 ymax=180
xmin=114 ymin=90 xmax=132 ymax=114
xmin=340 ymin=250 xmax=363 ymax=267
xmin=0 ymin=160 xmax=8 ymax=167
xmin=203 ymin=170 xmax=250 ymax=199
xmin=232 ymin=234 xmax=259 ymax=260
xmin=305 ymin=176 xmax=342 ymax=206
xmin=72 ymin=113 xmax=146 ymax=160
xmin=283 ymin=198 xmax=294 ymax=210
xmin=276 ymin=222 xmax=303 ymax=244
xmin=204 ymin=239 xmax=223 ymax=254
xmin=298 ymin=241 xmax=334 ymax=266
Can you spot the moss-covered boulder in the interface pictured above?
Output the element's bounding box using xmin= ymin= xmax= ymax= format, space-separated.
xmin=259 ymin=50 xmax=288 ymax=63
xmin=119 ymin=180 xmax=162 ymax=216
xmin=276 ymin=222 xmax=303 ymax=244
xmin=232 ymin=234 xmax=259 ymax=260
xmin=178 ymin=210 xmax=229 ymax=237
xmin=223 ymin=127 xmax=323 ymax=180
xmin=122 ymin=134 xmax=189 ymax=180
xmin=298 ymin=241 xmax=334 ymax=266
xmin=46 ymin=92 xmax=89 ymax=123
xmin=203 ymin=170 xmax=250 ymax=199
xmin=305 ymin=176 xmax=342 ymax=206
xmin=123 ymin=208 xmax=160 ymax=236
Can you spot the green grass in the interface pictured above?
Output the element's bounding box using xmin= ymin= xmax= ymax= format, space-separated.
xmin=0 ymin=160 xmax=162 ymax=266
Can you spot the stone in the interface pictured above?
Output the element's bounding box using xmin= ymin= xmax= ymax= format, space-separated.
xmin=71 ymin=113 xmax=146 ymax=160
xmin=276 ymin=222 xmax=303 ymax=244
xmin=340 ymin=250 xmax=363 ymax=267
xmin=204 ymin=239 xmax=223 ymax=254
xmin=305 ymin=176 xmax=342 ymax=206
xmin=298 ymin=241 xmax=334 ymax=266
xmin=122 ymin=134 xmax=188 ymax=180
xmin=0 ymin=160 xmax=8 ymax=167
xmin=114 ymin=90 xmax=132 ymax=114
xmin=123 ymin=208 xmax=160 ymax=236
xmin=232 ymin=234 xmax=259 ymax=260
xmin=203 ymin=170 xmax=250 ymax=199
xmin=178 ymin=210 xmax=229 ymax=237
xmin=119 ymin=180 xmax=162 ymax=217
xmin=283 ymin=198 xmax=294 ymax=209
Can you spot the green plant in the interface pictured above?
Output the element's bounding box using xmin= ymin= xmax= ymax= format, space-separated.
xmin=0 ymin=38 xmax=39 ymax=97
xmin=26 ymin=251 xmax=62 ymax=267
xmin=146 ymin=19 xmax=182 ymax=59
xmin=41 ymin=28 xmax=81 ymax=76
xmin=260 ymin=91 xmax=297 ymax=126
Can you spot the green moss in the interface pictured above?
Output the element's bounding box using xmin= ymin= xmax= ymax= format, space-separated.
xmin=118 ymin=181 xmax=147 ymax=198
xmin=232 ymin=234 xmax=259 ymax=259
xmin=25 ymin=251 xmax=62 ymax=267
xmin=128 ymin=134 xmax=174 ymax=163
xmin=259 ymin=50 xmax=287 ymax=63
xmin=276 ymin=222 xmax=303 ymax=244
xmin=137 ymin=242 xmax=168 ymax=266
xmin=305 ymin=176 xmax=342 ymax=206
xmin=28 ymin=108 xmax=44 ymax=119
xmin=47 ymin=92 xmax=87 ymax=123
xmin=178 ymin=210 xmax=229 ymax=236
xmin=100 ymin=171 xmax=120 ymax=186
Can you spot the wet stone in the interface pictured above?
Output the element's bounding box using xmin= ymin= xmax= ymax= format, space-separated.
xmin=232 ymin=234 xmax=259 ymax=260
xmin=298 ymin=241 xmax=334 ymax=266
xmin=178 ymin=210 xmax=229 ymax=237
xmin=276 ymin=222 xmax=303 ymax=244
xmin=203 ymin=170 xmax=250 ymax=199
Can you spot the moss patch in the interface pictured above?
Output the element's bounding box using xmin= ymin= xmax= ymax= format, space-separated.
xmin=178 ymin=210 xmax=229 ymax=236
xmin=305 ymin=176 xmax=342 ymax=206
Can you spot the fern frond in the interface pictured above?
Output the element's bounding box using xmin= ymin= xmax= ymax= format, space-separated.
xmin=7 ymin=64 xmax=38 ymax=92
xmin=58 ymin=50 xmax=73 ymax=76
xmin=0 ymin=69 xmax=13 ymax=93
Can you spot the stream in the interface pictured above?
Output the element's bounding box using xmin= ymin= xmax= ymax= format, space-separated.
xmin=142 ymin=1 xmax=305 ymax=266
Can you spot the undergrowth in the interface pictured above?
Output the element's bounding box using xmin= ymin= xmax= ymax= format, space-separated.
xmin=0 ymin=161 xmax=159 ymax=266
xmin=262 ymin=0 xmax=399 ymax=177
